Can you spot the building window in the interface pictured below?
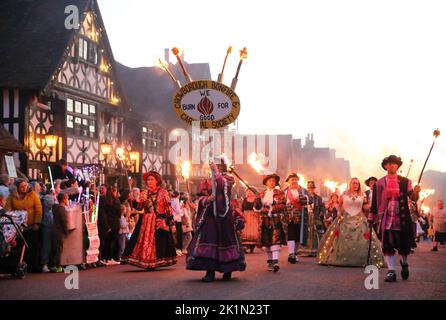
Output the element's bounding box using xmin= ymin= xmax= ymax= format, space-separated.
xmin=66 ymin=98 xmax=97 ymax=138
xmin=142 ymin=125 xmax=162 ymax=152
xmin=78 ymin=37 xmax=98 ymax=65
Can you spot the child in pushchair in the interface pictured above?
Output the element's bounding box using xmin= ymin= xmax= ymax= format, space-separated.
xmin=0 ymin=206 xmax=29 ymax=279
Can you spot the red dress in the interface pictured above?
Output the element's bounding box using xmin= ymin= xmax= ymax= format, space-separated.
xmin=128 ymin=187 xmax=177 ymax=269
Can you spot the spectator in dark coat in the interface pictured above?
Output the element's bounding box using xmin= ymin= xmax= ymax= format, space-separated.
xmin=103 ymin=186 xmax=121 ymax=265
xmin=51 ymin=193 xmax=70 ymax=273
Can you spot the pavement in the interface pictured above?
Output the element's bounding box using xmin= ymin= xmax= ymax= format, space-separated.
xmin=1 ymin=240 xmax=445 ymax=300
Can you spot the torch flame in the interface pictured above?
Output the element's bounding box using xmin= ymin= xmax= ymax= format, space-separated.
xmin=433 ymin=128 xmax=440 ymax=138
xmin=324 ymin=180 xmax=347 ymax=193
xmin=227 ymin=46 xmax=233 ymax=54
xmin=248 ymin=152 xmax=265 ymax=174
xmin=296 ymin=173 xmax=307 ymax=188
xmin=181 ymin=160 xmax=191 ymax=180
xmin=157 ymin=58 xmax=169 ymax=70
xmin=324 ymin=180 xmax=338 ymax=193
xmin=419 ymin=188 xmax=435 ymax=202
xmin=421 ymin=204 xmax=430 ymax=213
xmin=239 ymin=47 xmax=248 ymax=60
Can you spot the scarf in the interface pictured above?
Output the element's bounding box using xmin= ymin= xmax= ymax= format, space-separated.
xmin=385 ymin=174 xmax=400 ymax=199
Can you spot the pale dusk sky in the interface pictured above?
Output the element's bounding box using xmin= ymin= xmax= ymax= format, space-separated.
xmin=99 ymin=0 xmax=445 ymax=180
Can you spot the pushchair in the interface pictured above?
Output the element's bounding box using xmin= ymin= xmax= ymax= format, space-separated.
xmin=0 ymin=210 xmax=29 ymax=279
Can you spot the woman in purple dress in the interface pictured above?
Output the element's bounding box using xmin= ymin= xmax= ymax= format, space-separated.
xmin=186 ymin=163 xmax=246 ymax=282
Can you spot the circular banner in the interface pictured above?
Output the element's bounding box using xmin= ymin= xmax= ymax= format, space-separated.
xmin=173 ymin=80 xmax=241 ymax=129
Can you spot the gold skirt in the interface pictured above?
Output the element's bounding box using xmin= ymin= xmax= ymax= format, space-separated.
xmin=317 ymin=213 xmax=384 ymax=268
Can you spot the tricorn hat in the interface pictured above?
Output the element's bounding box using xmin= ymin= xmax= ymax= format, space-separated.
xmin=381 ymin=155 xmax=403 ymax=170
xmin=262 ymin=173 xmax=281 ymax=186
xmin=285 ymin=173 xmax=300 ymax=183
xmin=365 ymin=176 xmax=378 ymax=187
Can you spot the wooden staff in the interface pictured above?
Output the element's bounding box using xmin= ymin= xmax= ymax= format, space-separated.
xmin=211 ymin=165 xmax=217 ymax=218
xmin=418 ymin=129 xmax=440 ymax=185
xmin=405 ymin=159 xmax=413 ymax=178
xmin=227 ymin=166 xmax=259 ymax=195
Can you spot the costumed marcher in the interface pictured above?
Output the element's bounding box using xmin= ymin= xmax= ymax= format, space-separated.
xmin=318 ymin=178 xmax=384 ymax=267
xmin=364 ymin=177 xmax=378 ymax=233
xmin=324 ymin=193 xmax=340 ymax=229
xmin=283 ymin=173 xmax=308 ymax=264
xmin=186 ymin=162 xmax=246 ymax=282
xmin=128 ymin=171 xmax=177 ymax=270
xmin=254 ymin=173 xmax=286 ymax=272
xmin=369 ymin=155 xmax=421 ymax=282
xmin=298 ymin=181 xmax=326 ymax=257
xmin=431 ymin=200 xmax=446 ymax=252
xmin=240 ymin=188 xmax=261 ymax=253
xmin=364 ymin=177 xmax=378 ymax=204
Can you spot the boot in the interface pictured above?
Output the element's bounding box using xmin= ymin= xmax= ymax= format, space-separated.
xmin=288 ymin=254 xmax=297 ymax=264
xmin=431 ymin=246 xmax=438 ymax=252
xmin=267 ymin=260 xmax=274 ymax=271
xmin=294 ymin=253 xmax=300 ymax=263
xmin=202 ymin=270 xmax=215 ymax=282
xmin=272 ymin=259 xmax=280 ymax=273
xmin=222 ymin=272 xmax=232 ymax=281
xmin=384 ymin=270 xmax=397 ymax=282
xmin=400 ymin=260 xmax=409 ymax=280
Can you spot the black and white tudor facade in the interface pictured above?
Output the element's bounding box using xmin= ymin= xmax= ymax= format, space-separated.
xmin=0 ymin=0 xmax=169 ymax=186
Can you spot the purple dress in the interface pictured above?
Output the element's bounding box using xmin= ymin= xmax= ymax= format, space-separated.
xmin=186 ymin=172 xmax=246 ymax=273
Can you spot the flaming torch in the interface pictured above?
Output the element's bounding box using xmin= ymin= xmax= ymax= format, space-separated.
xmin=324 ymin=180 xmax=347 ymax=194
xmin=172 ymin=47 xmax=192 ymax=83
xmin=418 ymin=129 xmax=440 ymax=185
xmin=157 ymin=58 xmax=182 ymax=89
xmin=218 ymin=46 xmax=232 ymax=83
xmin=248 ymin=152 xmax=265 ymax=174
xmin=180 ymin=160 xmax=191 ymax=193
xmin=324 ymin=180 xmax=338 ymax=193
xmin=421 ymin=204 xmax=430 ymax=214
xmin=419 ymin=188 xmax=435 ymax=202
xmin=231 ymin=47 xmax=248 ymax=91
xmin=227 ymin=166 xmax=259 ymax=195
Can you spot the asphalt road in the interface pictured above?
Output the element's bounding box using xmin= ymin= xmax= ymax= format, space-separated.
xmin=1 ymin=241 xmax=445 ymax=300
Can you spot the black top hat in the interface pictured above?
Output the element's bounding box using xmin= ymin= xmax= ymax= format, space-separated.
xmin=365 ymin=176 xmax=378 ymax=187
xmin=285 ymin=173 xmax=300 ymax=183
xmin=381 ymin=155 xmax=403 ymax=170
xmin=262 ymin=173 xmax=280 ymax=187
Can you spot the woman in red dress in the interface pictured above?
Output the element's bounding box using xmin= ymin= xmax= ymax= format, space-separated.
xmin=128 ymin=171 xmax=177 ymax=269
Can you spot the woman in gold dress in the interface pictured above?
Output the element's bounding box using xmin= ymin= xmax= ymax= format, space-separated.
xmin=317 ymin=178 xmax=384 ymax=267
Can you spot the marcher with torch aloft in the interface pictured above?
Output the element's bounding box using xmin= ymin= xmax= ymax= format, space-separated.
xmin=253 ymin=173 xmax=287 ymax=273
xmin=370 ymin=155 xmax=421 ymax=282
xmin=186 ymin=160 xmax=246 ymax=282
